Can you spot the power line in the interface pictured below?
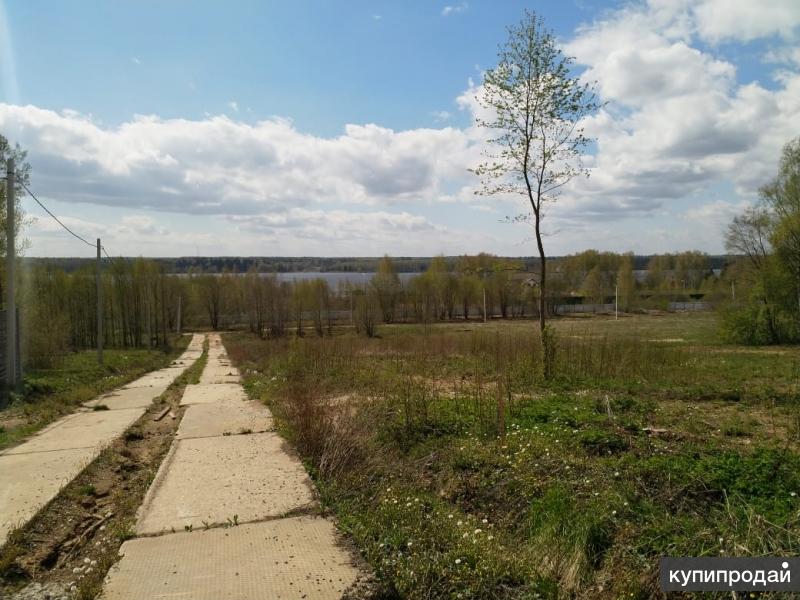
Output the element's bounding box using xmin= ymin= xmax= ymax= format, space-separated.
xmin=17 ymin=179 xmax=96 ymax=249
xmin=102 ymin=245 xmax=123 ymax=265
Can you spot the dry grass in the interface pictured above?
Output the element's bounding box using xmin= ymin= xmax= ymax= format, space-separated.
xmin=225 ymin=314 xmax=800 ymax=599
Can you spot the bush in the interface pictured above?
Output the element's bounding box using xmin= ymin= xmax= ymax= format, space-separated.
xmin=354 ymin=290 xmax=380 ymax=338
xmin=719 ymin=302 xmax=800 ymax=345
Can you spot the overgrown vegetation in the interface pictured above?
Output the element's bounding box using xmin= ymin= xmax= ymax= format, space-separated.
xmin=226 ymin=314 xmax=800 ymax=599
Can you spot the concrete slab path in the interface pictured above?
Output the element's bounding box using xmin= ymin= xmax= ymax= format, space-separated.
xmin=0 ymin=334 xmax=205 ymax=547
xmin=103 ymin=518 xmax=359 ymax=600
xmin=102 ymin=333 xmax=362 ymax=599
xmin=180 ymin=382 xmax=248 ymax=406
xmin=176 ymin=399 xmax=273 ymax=440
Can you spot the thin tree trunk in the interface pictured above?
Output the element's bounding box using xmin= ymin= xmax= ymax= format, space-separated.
xmin=535 ymin=216 xmax=546 ymax=333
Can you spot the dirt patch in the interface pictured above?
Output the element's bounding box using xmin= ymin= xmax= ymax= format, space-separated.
xmin=0 ymin=379 xmax=193 ymax=599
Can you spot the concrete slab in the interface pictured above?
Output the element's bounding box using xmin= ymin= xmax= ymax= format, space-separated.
xmin=3 ymin=408 xmax=144 ymax=455
xmin=177 ymin=400 xmax=273 ymax=439
xmin=198 ymin=365 xmax=241 ymax=385
xmin=124 ymin=366 xmax=187 ymax=389
xmin=136 ymin=433 xmax=315 ymax=534
xmin=103 ymin=517 xmax=361 ymax=600
xmin=84 ymin=386 xmax=166 ymax=410
xmin=0 ymin=447 xmax=96 ymax=545
xmin=179 ymin=383 xmax=248 ymax=406
xmin=0 ymin=334 xmax=207 ymax=546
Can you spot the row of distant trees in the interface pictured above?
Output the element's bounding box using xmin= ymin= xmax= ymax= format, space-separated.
xmin=17 ymin=248 xmax=731 ymax=366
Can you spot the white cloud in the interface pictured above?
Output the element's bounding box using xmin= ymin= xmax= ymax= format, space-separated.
xmin=227 ymin=100 xmax=239 ymax=112
xmin=763 ymin=46 xmax=800 ymax=67
xmin=0 ymin=104 xmax=481 ymax=217
xmin=442 ymin=3 xmax=468 ymax=17
xmin=691 ymin=0 xmax=800 ymax=43
xmin=5 ymin=0 xmax=800 ymax=256
xmin=558 ymin=0 xmax=800 ymax=226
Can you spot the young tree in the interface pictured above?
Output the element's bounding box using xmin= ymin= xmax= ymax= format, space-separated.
xmin=473 ymin=11 xmax=599 ymax=372
xmin=371 ymin=255 xmax=401 ymax=323
xmin=616 ymin=253 xmax=636 ymax=312
xmin=725 ymin=206 xmax=772 ymax=270
xmin=762 ymin=138 xmax=800 ymax=311
xmin=721 ymin=138 xmax=800 ymax=344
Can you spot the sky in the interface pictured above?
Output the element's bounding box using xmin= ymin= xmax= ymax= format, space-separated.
xmin=0 ymin=0 xmax=799 ymax=259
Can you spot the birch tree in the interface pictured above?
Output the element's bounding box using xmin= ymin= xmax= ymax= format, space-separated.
xmin=473 ymin=11 xmax=598 ymax=374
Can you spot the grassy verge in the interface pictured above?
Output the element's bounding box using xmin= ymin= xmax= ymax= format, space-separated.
xmin=224 ymin=314 xmax=800 ymax=599
xmin=0 ymin=335 xmax=191 ymax=451
xmin=0 ymin=336 xmax=208 ymax=599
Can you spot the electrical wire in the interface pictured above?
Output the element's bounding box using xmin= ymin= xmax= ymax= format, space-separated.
xmin=101 ymin=245 xmax=125 ymax=266
xmin=15 ymin=178 xmax=129 ymax=265
xmin=18 ymin=180 xmax=97 ymax=249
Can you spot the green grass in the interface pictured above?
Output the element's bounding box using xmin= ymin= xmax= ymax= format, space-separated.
xmin=0 ymin=336 xmax=191 ymax=451
xmin=224 ymin=314 xmax=800 ymax=599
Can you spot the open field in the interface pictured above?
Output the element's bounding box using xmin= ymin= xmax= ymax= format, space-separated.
xmin=225 ymin=312 xmax=800 ymax=599
xmin=0 ymin=337 xmax=190 ymax=451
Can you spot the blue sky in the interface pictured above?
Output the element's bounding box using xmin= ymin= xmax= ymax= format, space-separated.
xmin=1 ymin=0 xmax=800 ymax=257
xmin=8 ymin=1 xmax=598 ymax=133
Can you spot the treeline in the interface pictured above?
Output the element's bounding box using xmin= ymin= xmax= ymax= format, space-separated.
xmin=183 ymin=251 xmax=728 ymax=338
xmin=22 ymin=259 xmax=183 ymax=367
xmin=20 ymin=249 xmax=730 ymax=366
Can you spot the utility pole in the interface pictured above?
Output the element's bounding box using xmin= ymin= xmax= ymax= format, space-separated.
xmin=5 ymin=158 xmax=17 ymax=396
xmin=96 ymin=238 xmax=103 ymax=365
xmin=615 ymin=284 xmax=618 ymax=320
xmin=731 ymin=280 xmax=735 ymax=301
xmin=483 ymin=287 xmax=487 ymax=324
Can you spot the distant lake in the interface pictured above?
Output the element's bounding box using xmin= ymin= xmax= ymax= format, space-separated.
xmin=272 ymin=272 xmax=417 ymax=286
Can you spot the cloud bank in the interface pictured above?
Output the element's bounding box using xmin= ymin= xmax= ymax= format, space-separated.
xmin=3 ymin=0 xmax=800 ymax=256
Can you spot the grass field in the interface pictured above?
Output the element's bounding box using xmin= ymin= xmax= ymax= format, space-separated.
xmin=0 ymin=336 xmax=190 ymax=451
xmin=225 ymin=312 xmax=800 ymax=599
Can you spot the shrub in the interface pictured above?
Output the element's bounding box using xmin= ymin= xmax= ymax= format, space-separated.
xmin=720 ymin=302 xmax=800 ymax=345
